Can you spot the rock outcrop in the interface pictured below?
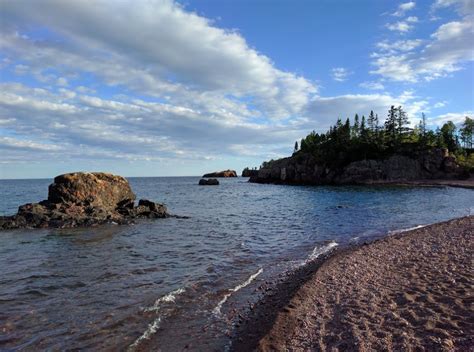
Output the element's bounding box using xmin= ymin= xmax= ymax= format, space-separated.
xmin=242 ymin=168 xmax=259 ymax=177
xmin=0 ymin=172 xmax=169 ymax=230
xmin=250 ymin=148 xmax=468 ymax=185
xmin=198 ymin=178 xmax=219 ymax=185
xmin=202 ymin=170 xmax=237 ymax=178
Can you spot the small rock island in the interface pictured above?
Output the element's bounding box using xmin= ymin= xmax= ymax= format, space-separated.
xmin=202 ymin=170 xmax=237 ymax=178
xmin=0 ymin=172 xmax=169 ymax=230
xmin=199 ymin=178 xmax=219 ymax=186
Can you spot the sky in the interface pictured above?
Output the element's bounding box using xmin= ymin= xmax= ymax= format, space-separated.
xmin=0 ymin=0 xmax=473 ymax=179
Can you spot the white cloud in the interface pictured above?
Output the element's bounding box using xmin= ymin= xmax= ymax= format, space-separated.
xmin=372 ymin=8 xmax=473 ymax=82
xmin=406 ymin=16 xmax=418 ymax=23
xmin=304 ymin=91 xmax=430 ymax=130
xmin=392 ymin=2 xmax=416 ymax=16
xmin=386 ymin=21 xmax=413 ymax=32
xmin=432 ymin=0 xmax=474 ymax=15
xmin=429 ymin=111 xmax=473 ymax=126
xmin=359 ymin=81 xmax=385 ymax=90
xmin=375 ymin=39 xmax=423 ymax=53
xmin=331 ymin=67 xmax=352 ymax=82
xmin=433 ymin=101 xmax=447 ymax=108
xmin=0 ymin=0 xmax=317 ymax=120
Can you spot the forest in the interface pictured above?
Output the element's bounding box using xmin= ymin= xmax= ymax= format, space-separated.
xmin=293 ymin=106 xmax=474 ymax=170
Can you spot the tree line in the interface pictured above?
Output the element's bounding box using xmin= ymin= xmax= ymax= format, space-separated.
xmin=293 ymin=106 xmax=473 ymax=169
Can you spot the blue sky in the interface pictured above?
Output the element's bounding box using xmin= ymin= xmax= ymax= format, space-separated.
xmin=0 ymin=0 xmax=473 ymax=179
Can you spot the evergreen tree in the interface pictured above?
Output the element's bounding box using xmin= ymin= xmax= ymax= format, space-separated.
xmin=342 ymin=118 xmax=351 ymax=144
xmin=419 ymin=112 xmax=427 ymax=138
xmin=440 ymin=121 xmax=458 ymax=152
xmin=460 ymin=116 xmax=473 ymax=149
xmin=367 ymin=110 xmax=376 ymax=131
xmin=385 ymin=105 xmax=397 ymax=146
xmin=360 ymin=115 xmax=368 ymax=142
xmin=395 ymin=106 xmax=410 ymax=142
xmin=300 ymin=138 xmax=307 ymax=151
xmin=294 ymin=141 xmax=299 ymax=153
xmin=353 ymin=114 xmax=360 ymax=138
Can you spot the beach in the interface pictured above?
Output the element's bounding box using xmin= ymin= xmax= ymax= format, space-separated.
xmin=233 ymin=216 xmax=473 ymax=351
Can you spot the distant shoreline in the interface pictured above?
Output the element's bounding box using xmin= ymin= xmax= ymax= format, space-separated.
xmin=249 ymin=177 xmax=474 ymax=190
xmin=231 ymin=215 xmax=474 ymax=351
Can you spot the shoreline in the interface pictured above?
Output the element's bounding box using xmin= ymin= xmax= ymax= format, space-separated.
xmin=231 ymin=215 xmax=474 ymax=351
xmin=249 ymin=178 xmax=474 ymax=190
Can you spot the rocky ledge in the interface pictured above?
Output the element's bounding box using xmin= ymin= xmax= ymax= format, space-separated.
xmin=250 ymin=148 xmax=469 ymax=185
xmin=0 ymin=172 xmax=169 ymax=230
xmin=202 ymin=169 xmax=237 ymax=178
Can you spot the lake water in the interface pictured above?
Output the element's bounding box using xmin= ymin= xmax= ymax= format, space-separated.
xmin=0 ymin=177 xmax=473 ymax=351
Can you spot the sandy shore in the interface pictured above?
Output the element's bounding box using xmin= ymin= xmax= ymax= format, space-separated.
xmin=232 ymin=216 xmax=473 ymax=351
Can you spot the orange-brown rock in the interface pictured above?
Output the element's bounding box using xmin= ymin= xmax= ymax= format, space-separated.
xmin=0 ymin=172 xmax=169 ymax=230
xmin=48 ymin=172 xmax=136 ymax=210
xmin=202 ymin=169 xmax=237 ymax=178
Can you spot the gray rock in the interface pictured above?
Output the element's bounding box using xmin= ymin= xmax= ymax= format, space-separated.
xmin=199 ymin=178 xmax=219 ymax=185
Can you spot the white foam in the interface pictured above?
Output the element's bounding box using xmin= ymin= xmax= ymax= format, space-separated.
xmin=308 ymin=241 xmax=338 ymax=261
xmin=213 ymin=268 xmax=263 ymax=316
xmin=143 ymin=287 xmax=185 ymax=312
xmin=128 ymin=287 xmax=185 ymax=350
xmin=388 ymin=224 xmax=426 ymax=235
xmin=128 ymin=317 xmax=162 ymax=350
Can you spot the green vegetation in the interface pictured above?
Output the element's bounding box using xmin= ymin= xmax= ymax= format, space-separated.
xmin=293 ymin=106 xmax=473 ymax=170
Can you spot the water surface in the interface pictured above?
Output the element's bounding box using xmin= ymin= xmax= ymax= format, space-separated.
xmin=0 ymin=177 xmax=472 ymax=350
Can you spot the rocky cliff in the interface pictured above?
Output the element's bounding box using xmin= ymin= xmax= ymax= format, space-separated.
xmin=242 ymin=168 xmax=259 ymax=177
xmin=1 ymin=172 xmax=169 ymax=230
xmin=250 ymin=148 xmax=467 ymax=185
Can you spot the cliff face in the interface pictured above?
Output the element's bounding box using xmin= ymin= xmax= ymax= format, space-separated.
xmin=250 ymin=148 xmax=467 ymax=185
xmin=242 ymin=168 xmax=259 ymax=177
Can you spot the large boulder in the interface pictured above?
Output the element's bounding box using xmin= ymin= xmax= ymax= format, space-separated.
xmin=1 ymin=172 xmax=170 ymax=230
xmin=48 ymin=172 xmax=136 ymax=210
xmin=202 ymin=170 xmax=237 ymax=178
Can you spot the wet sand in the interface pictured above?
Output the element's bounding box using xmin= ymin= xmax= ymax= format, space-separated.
xmin=233 ymin=216 xmax=473 ymax=351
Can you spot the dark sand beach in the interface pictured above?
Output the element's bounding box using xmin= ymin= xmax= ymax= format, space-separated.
xmin=233 ymin=216 xmax=474 ymax=351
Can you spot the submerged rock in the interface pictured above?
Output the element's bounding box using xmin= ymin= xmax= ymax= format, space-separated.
xmin=199 ymin=178 xmax=219 ymax=186
xmin=202 ymin=170 xmax=237 ymax=178
xmin=0 ymin=172 xmax=169 ymax=230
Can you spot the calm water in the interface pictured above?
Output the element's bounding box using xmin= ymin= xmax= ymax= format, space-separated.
xmin=0 ymin=177 xmax=473 ymax=351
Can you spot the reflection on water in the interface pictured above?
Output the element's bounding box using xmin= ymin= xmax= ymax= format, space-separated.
xmin=0 ymin=177 xmax=472 ymax=350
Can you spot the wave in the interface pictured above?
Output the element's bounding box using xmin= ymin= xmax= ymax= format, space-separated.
xmin=388 ymin=224 xmax=427 ymax=235
xmin=143 ymin=287 xmax=185 ymax=313
xmin=213 ymin=268 xmax=263 ymax=316
xmin=308 ymin=241 xmax=338 ymax=261
xmin=128 ymin=287 xmax=185 ymax=350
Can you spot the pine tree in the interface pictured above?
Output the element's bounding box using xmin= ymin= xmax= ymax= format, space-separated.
xmin=419 ymin=112 xmax=427 ymax=137
xmin=385 ymin=105 xmax=397 ymax=146
xmin=294 ymin=141 xmax=299 ymax=153
xmin=395 ymin=106 xmax=410 ymax=142
xmin=460 ymin=116 xmax=473 ymax=149
xmin=367 ymin=110 xmax=376 ymax=132
xmin=360 ymin=115 xmax=368 ymax=142
xmin=353 ymin=114 xmax=360 ymax=138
